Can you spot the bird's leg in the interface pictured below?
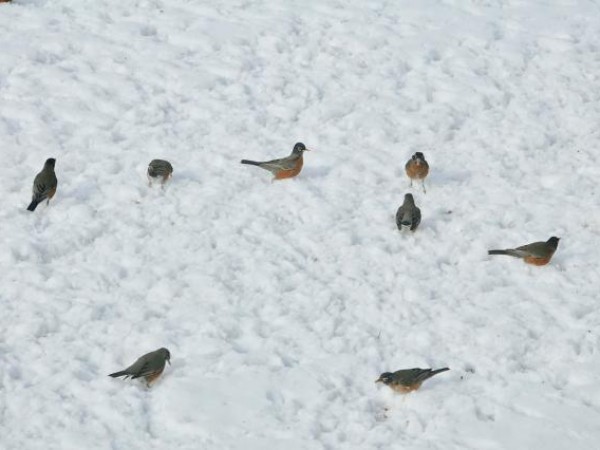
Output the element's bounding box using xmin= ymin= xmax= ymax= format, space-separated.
xmin=422 ymin=180 xmax=426 ymax=194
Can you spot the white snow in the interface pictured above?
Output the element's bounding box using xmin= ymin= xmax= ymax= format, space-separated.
xmin=1 ymin=0 xmax=600 ymax=448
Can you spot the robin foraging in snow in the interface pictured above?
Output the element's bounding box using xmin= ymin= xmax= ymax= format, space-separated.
xmin=376 ymin=367 xmax=449 ymax=393
xmin=241 ymin=142 xmax=310 ymax=180
xmin=396 ymin=193 xmax=421 ymax=231
xmin=405 ymin=152 xmax=429 ymax=193
xmin=147 ymin=159 xmax=173 ymax=187
xmin=488 ymin=236 xmax=560 ymax=266
xmin=109 ymin=348 xmax=171 ymax=387
xmin=27 ymin=158 xmax=58 ymax=212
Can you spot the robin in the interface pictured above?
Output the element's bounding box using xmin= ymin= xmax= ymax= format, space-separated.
xmin=488 ymin=236 xmax=560 ymax=266
xmin=27 ymin=158 xmax=58 ymax=212
xmin=405 ymin=152 xmax=429 ymax=193
xmin=109 ymin=347 xmax=171 ymax=387
xmin=396 ymin=193 xmax=421 ymax=231
xmin=376 ymin=367 xmax=449 ymax=393
xmin=241 ymin=142 xmax=310 ymax=180
xmin=147 ymin=159 xmax=173 ymax=187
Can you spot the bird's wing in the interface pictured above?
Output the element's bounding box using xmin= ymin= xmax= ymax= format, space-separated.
xmin=516 ymin=242 xmax=546 ymax=256
xmin=32 ymin=173 xmax=57 ymax=199
xmin=412 ymin=207 xmax=421 ymax=230
xmin=396 ymin=206 xmax=406 ymax=226
xmin=129 ymin=351 xmax=166 ymax=379
xmin=395 ymin=368 xmax=424 ymax=384
xmin=129 ymin=359 xmax=160 ymax=379
xmin=259 ymin=156 xmax=298 ymax=171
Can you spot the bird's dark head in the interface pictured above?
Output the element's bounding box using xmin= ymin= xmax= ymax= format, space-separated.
xmin=292 ymin=142 xmax=309 ymax=155
xmin=375 ymin=372 xmax=394 ymax=384
xmin=413 ymin=152 xmax=425 ymax=162
xmin=547 ymin=236 xmax=560 ymax=248
xmin=45 ymin=158 xmax=56 ymax=168
xmin=159 ymin=348 xmax=171 ymax=365
xmin=404 ymin=193 xmax=415 ymax=203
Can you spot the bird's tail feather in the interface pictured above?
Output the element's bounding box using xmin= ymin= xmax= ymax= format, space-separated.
xmin=420 ymin=367 xmax=450 ymax=382
xmin=488 ymin=249 xmax=520 ymax=257
xmin=108 ymin=371 xmax=128 ymax=378
xmin=416 ymin=367 xmax=450 ymax=383
xmin=240 ymin=159 xmax=261 ymax=166
xmin=429 ymin=367 xmax=450 ymax=377
xmin=27 ymin=200 xmax=39 ymax=211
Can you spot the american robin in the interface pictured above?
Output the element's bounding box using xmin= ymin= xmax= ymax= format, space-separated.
xmin=405 ymin=152 xmax=429 ymax=193
xmin=27 ymin=158 xmax=58 ymax=212
xmin=488 ymin=236 xmax=560 ymax=266
xmin=396 ymin=193 xmax=421 ymax=231
xmin=109 ymin=347 xmax=171 ymax=387
xmin=376 ymin=367 xmax=449 ymax=393
xmin=241 ymin=142 xmax=310 ymax=180
xmin=147 ymin=159 xmax=173 ymax=187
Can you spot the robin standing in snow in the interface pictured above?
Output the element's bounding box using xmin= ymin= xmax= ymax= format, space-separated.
xmin=488 ymin=236 xmax=560 ymax=266
xmin=405 ymin=152 xmax=429 ymax=193
xmin=109 ymin=348 xmax=171 ymax=387
xmin=376 ymin=367 xmax=449 ymax=393
xmin=241 ymin=142 xmax=310 ymax=180
xmin=27 ymin=158 xmax=58 ymax=212
xmin=396 ymin=193 xmax=421 ymax=231
xmin=147 ymin=159 xmax=173 ymax=187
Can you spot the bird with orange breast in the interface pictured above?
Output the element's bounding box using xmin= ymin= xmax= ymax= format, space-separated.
xmin=109 ymin=348 xmax=171 ymax=387
xmin=405 ymin=152 xmax=429 ymax=193
xmin=241 ymin=142 xmax=311 ymax=180
xmin=488 ymin=236 xmax=560 ymax=266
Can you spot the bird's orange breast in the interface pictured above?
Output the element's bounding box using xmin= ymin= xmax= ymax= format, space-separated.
xmin=390 ymin=381 xmax=423 ymax=393
xmin=144 ymin=368 xmax=165 ymax=385
xmin=405 ymin=161 xmax=429 ymax=180
xmin=274 ymin=156 xmax=303 ymax=180
xmin=524 ymin=255 xmax=553 ymax=266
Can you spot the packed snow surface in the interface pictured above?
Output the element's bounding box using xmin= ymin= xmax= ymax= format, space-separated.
xmin=1 ymin=0 xmax=600 ymax=449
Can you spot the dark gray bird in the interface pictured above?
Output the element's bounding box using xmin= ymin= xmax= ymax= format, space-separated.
xmin=376 ymin=367 xmax=449 ymax=393
xmin=109 ymin=348 xmax=171 ymax=387
xmin=27 ymin=158 xmax=58 ymax=211
xmin=147 ymin=159 xmax=173 ymax=186
xmin=396 ymin=193 xmax=421 ymax=231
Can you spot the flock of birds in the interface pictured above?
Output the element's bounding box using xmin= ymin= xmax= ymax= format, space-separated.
xmin=24 ymin=142 xmax=560 ymax=393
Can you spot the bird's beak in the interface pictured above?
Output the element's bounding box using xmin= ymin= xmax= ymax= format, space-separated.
xmin=305 ymin=148 xmax=312 ymax=151
xmin=375 ymin=377 xmax=382 ymax=383
xmin=167 ymin=359 xmax=171 ymax=366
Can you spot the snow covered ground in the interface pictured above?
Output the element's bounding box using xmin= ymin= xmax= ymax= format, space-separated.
xmin=1 ymin=0 xmax=600 ymax=448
